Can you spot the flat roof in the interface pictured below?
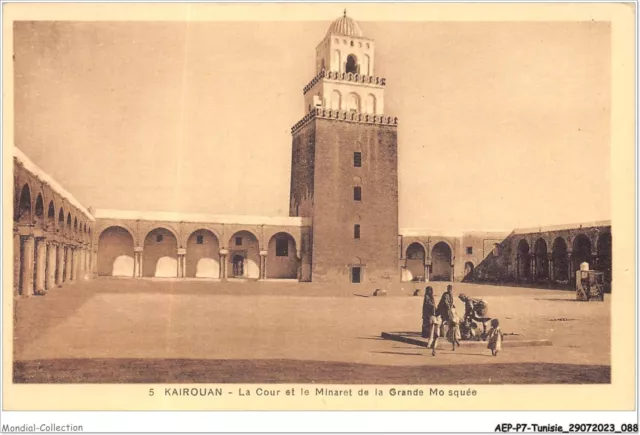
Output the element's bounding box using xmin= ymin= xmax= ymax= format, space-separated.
xmin=14 ymin=147 xmax=94 ymax=221
xmin=93 ymin=209 xmax=312 ymax=227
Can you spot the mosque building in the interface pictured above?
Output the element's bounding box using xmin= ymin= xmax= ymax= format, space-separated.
xmin=11 ymin=13 xmax=612 ymax=296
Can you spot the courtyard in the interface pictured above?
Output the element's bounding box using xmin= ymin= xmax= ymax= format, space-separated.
xmin=13 ymin=278 xmax=610 ymax=384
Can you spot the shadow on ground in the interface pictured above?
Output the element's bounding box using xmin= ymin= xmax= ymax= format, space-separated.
xmin=14 ymin=359 xmax=610 ymax=384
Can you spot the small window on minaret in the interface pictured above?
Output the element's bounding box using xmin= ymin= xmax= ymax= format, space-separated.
xmin=346 ymin=55 xmax=358 ymax=74
xmin=354 ymin=224 xmax=361 ymax=239
xmin=354 ymin=186 xmax=362 ymax=201
xmin=350 ymin=41 xmax=354 ymax=47
xmin=236 ymin=237 xmax=242 ymax=246
xmin=197 ymin=235 xmax=204 ymax=245
xmin=354 ymin=152 xmax=362 ymax=167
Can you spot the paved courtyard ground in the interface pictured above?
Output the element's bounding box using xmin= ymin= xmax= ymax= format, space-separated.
xmin=13 ymin=278 xmax=610 ymax=384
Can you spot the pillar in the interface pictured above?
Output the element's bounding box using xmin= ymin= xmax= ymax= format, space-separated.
xmin=56 ymin=244 xmax=65 ymax=285
xmin=34 ymin=238 xmax=47 ymax=294
xmin=93 ymin=250 xmax=98 ymax=277
xmin=219 ymin=249 xmax=228 ymax=280
xmin=20 ymin=236 xmax=35 ymax=296
xmin=65 ymin=247 xmax=72 ymax=282
xmin=425 ymin=260 xmax=431 ymax=282
xmin=177 ymin=248 xmax=187 ymax=278
xmin=548 ymin=253 xmax=554 ymax=282
xmin=133 ymin=246 xmax=143 ymax=277
xmin=567 ymin=250 xmax=573 ymax=285
xmin=259 ymin=250 xmax=268 ymax=280
xmin=71 ymin=248 xmax=78 ymax=281
xmin=13 ymin=230 xmax=21 ymax=295
xmin=46 ymin=242 xmax=56 ymax=290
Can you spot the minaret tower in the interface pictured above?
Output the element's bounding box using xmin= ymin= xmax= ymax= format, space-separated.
xmin=289 ymin=12 xmax=399 ymax=284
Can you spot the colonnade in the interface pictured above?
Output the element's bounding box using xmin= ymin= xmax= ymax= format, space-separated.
xmin=515 ymin=250 xmax=604 ymax=283
xmin=14 ymin=228 xmax=96 ymax=297
xmin=129 ymin=246 xmax=300 ymax=279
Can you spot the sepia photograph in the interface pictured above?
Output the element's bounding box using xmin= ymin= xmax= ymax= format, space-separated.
xmin=2 ymin=2 xmax=636 ymax=416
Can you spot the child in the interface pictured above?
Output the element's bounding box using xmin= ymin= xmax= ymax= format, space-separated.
xmin=447 ymin=308 xmax=462 ymax=351
xmin=487 ymin=318 xmax=504 ymax=356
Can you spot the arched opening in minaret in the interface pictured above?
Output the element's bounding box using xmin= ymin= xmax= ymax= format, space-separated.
xmin=345 ymin=54 xmax=358 ymax=74
xmin=332 ymin=50 xmax=341 ymax=71
xmin=363 ymin=54 xmax=370 ymax=75
xmin=331 ymin=90 xmax=342 ymax=111
xmin=366 ymin=94 xmax=376 ymax=114
xmin=347 ymin=93 xmax=361 ymax=112
xmin=320 ymin=58 xmax=326 ymax=71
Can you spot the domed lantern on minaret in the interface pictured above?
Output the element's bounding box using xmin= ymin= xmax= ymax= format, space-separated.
xmin=290 ymin=12 xmax=398 ymax=284
xmin=304 ymin=10 xmax=385 ymax=116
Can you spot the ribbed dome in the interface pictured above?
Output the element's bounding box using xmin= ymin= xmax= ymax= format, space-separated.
xmin=326 ymin=12 xmax=363 ymax=38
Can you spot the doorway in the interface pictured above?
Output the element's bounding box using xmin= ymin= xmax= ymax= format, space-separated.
xmin=351 ymin=266 xmax=361 ymax=283
xmin=232 ymin=255 xmax=245 ymax=278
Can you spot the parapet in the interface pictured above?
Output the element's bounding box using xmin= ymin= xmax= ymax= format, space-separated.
xmin=291 ymin=107 xmax=398 ymax=134
xmin=303 ymin=69 xmax=386 ymax=94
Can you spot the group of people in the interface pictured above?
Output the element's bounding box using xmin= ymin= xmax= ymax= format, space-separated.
xmin=421 ymin=285 xmax=503 ymax=357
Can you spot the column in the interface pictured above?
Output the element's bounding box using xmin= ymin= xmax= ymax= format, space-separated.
xmin=71 ymin=248 xmax=78 ymax=281
xmin=65 ymin=247 xmax=72 ymax=282
xmin=78 ymin=248 xmax=84 ymax=279
xmin=425 ymin=260 xmax=431 ymax=282
xmin=46 ymin=242 xmax=56 ymax=290
xmin=56 ymin=244 xmax=65 ymax=285
xmin=93 ymin=250 xmax=98 ymax=277
xmin=177 ymin=248 xmax=187 ymax=278
xmin=296 ymin=251 xmax=302 ymax=281
xmin=133 ymin=246 xmax=143 ymax=277
xmin=219 ymin=249 xmax=228 ymax=280
xmin=258 ymin=250 xmax=267 ymax=280
xmin=20 ymin=236 xmax=35 ymax=296
xmin=548 ymin=253 xmax=554 ymax=282
xmin=567 ymin=250 xmax=573 ymax=285
xmin=530 ymin=254 xmax=536 ymax=280
xmin=13 ymin=230 xmax=21 ymax=295
xmin=34 ymin=238 xmax=47 ymax=294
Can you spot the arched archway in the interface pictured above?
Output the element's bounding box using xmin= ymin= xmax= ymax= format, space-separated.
xmin=597 ymin=232 xmax=612 ymax=285
xmin=34 ymin=194 xmax=44 ymax=227
xmin=186 ymin=229 xmax=220 ymax=278
xmin=66 ymin=213 xmax=72 ymax=233
xmin=517 ymin=239 xmax=531 ymax=280
xmin=228 ymin=230 xmax=260 ymax=279
xmin=431 ymin=242 xmax=452 ymax=281
xmin=365 ymin=94 xmax=376 ymax=114
xmin=331 ymin=90 xmax=342 ymax=110
xmin=16 ymin=184 xmax=31 ymax=223
xmin=267 ymin=232 xmax=299 ymax=279
xmin=143 ymin=228 xmax=178 ymax=277
xmin=534 ymin=238 xmax=548 ymax=280
xmin=58 ymin=208 xmax=64 ymax=231
xmin=405 ymin=242 xmax=426 ymax=282
xmin=345 ymin=54 xmax=358 ymax=74
xmin=572 ymin=234 xmax=592 ymax=274
xmin=98 ymin=226 xmax=135 ymax=276
xmin=347 ymin=92 xmax=360 ymax=112
xmin=332 ymin=49 xmax=341 ymax=72
xmin=552 ymin=237 xmax=568 ymax=281
xmin=47 ymin=201 xmax=55 ymax=228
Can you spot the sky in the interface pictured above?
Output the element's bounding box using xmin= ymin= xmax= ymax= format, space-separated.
xmin=13 ymin=19 xmax=611 ymax=232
